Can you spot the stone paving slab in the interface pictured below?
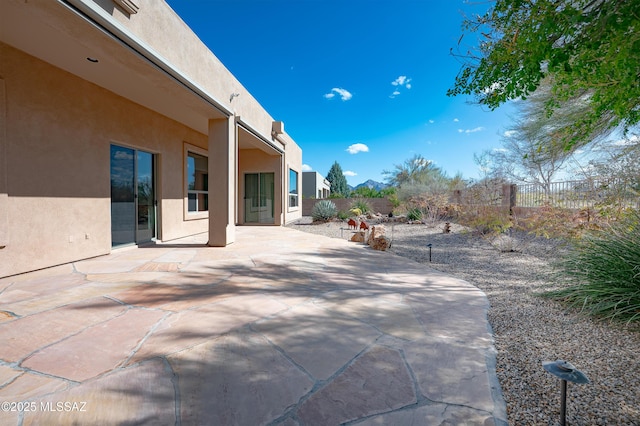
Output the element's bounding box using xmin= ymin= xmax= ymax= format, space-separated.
xmin=0 ymin=298 xmax=127 ymax=362
xmin=0 ymin=273 xmax=88 ymax=306
xmin=168 ymin=329 xmax=314 ymax=425
xmin=297 ymin=345 xmax=417 ymax=425
xmin=22 ymin=308 xmax=166 ymax=382
xmin=1 ymin=282 xmax=136 ymax=317
xmin=129 ymin=293 xmax=289 ymax=364
xmin=253 ymin=303 xmax=382 ymax=380
xmin=0 ymin=227 xmax=506 ymax=425
xmin=358 ymin=403 xmax=498 ymax=425
xmin=23 ymin=360 xmax=176 ymax=425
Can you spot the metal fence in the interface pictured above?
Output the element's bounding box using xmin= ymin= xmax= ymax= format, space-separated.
xmin=516 ymin=178 xmax=640 ymax=209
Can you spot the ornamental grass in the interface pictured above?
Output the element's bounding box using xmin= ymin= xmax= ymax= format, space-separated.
xmin=545 ymin=210 xmax=640 ymax=323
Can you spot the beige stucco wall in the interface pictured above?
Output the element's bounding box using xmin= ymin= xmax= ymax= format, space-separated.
xmin=0 ymin=43 xmax=210 ymax=277
xmin=97 ymin=0 xmax=284 ymax=146
xmin=0 ymin=0 xmax=304 ymax=277
xmin=283 ymin=135 xmax=303 ymax=224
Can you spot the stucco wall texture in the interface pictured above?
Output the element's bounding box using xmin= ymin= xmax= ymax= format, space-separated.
xmin=0 ymin=0 xmax=303 ymax=277
xmin=0 ymin=43 xmax=209 ymax=276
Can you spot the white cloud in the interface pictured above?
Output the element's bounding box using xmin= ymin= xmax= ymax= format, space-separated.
xmin=343 ymin=170 xmax=357 ymax=177
xmin=453 ymin=118 xmax=459 ymax=122
xmin=389 ymin=90 xmax=401 ymax=98
xmin=302 ymin=164 xmax=313 ymax=172
xmin=346 ymin=143 xmax=369 ymax=154
xmin=504 ymin=130 xmax=518 ymax=138
xmin=389 ymin=76 xmax=412 ymax=98
xmin=324 ymin=88 xmax=352 ymax=101
xmin=428 ymin=119 xmax=435 ymax=124
xmin=392 ymin=76 xmax=411 ymax=86
xmin=493 ymin=148 xmax=508 ymax=152
xmin=458 ymin=126 xmax=485 ymax=134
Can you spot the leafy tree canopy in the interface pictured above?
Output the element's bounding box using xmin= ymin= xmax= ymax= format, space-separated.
xmin=326 ymin=161 xmax=349 ymax=196
xmin=448 ymin=0 xmax=640 ymax=149
xmin=383 ymin=154 xmax=447 ymax=188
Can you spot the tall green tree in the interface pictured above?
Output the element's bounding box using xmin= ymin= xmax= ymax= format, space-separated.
xmin=383 ymin=154 xmax=445 ymax=187
xmin=383 ymin=154 xmax=451 ymax=201
xmin=448 ymin=0 xmax=640 ymax=149
xmin=326 ymin=161 xmax=349 ymax=197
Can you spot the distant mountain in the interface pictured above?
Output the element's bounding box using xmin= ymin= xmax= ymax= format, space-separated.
xmin=350 ymin=179 xmax=389 ymax=191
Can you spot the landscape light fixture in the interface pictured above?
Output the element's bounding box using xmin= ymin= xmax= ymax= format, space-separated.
xmin=426 ymin=243 xmax=432 ymax=262
xmin=542 ymin=360 xmax=590 ymax=426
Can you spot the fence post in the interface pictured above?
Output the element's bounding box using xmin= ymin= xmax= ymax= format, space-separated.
xmin=502 ymin=184 xmax=517 ymax=215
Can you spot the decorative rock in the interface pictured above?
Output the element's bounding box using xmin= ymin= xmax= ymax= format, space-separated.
xmin=370 ymin=235 xmax=391 ymax=251
xmin=350 ymin=231 xmax=366 ymax=243
xmin=366 ymin=225 xmax=386 ymax=245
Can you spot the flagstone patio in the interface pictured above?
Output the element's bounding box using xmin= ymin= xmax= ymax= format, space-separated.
xmin=0 ymin=226 xmax=506 ymax=425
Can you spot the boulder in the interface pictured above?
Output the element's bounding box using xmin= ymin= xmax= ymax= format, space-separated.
xmin=371 ymin=235 xmax=391 ymax=251
xmin=350 ymin=231 xmax=366 ymax=243
xmin=367 ymin=225 xmax=386 ymax=245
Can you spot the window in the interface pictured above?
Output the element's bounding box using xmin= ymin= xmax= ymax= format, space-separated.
xmin=187 ymin=152 xmax=208 ymax=212
xmin=289 ymin=169 xmax=298 ymax=208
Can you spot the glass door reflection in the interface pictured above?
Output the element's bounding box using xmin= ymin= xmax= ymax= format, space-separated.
xmin=110 ymin=145 xmax=156 ymax=247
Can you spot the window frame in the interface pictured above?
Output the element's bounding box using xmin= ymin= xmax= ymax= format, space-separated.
xmin=288 ymin=168 xmax=299 ymax=210
xmin=184 ymin=144 xmax=209 ymax=220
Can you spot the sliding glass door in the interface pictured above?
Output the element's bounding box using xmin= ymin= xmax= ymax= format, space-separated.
xmin=110 ymin=145 xmax=156 ymax=246
xmin=244 ymin=172 xmax=274 ymax=224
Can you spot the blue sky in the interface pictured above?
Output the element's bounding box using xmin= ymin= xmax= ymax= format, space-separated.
xmin=165 ymin=0 xmax=516 ymax=186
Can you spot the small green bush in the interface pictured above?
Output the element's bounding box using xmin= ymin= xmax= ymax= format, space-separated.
xmin=544 ymin=210 xmax=640 ymax=323
xmin=337 ymin=210 xmax=350 ymax=220
xmin=350 ymin=199 xmax=372 ymax=214
xmin=407 ymin=208 xmax=422 ymax=221
xmin=311 ymin=200 xmax=338 ymax=222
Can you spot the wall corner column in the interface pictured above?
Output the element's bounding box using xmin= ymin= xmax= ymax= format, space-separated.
xmin=0 ymin=78 xmax=8 ymax=249
xmin=208 ymin=116 xmax=236 ymax=246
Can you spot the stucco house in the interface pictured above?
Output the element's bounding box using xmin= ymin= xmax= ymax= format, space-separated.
xmin=302 ymin=171 xmax=331 ymax=199
xmin=0 ymin=0 xmax=303 ymax=277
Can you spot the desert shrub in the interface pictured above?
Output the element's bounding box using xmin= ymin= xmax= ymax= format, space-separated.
xmin=544 ymin=210 xmax=640 ymax=323
xmin=311 ymin=200 xmax=338 ymax=222
xmin=517 ymin=205 xmax=604 ymax=240
xmin=337 ymin=210 xmax=350 ymax=220
xmin=407 ymin=193 xmax=453 ymax=225
xmin=385 ymin=190 xmax=401 ymax=208
xmin=407 ymin=208 xmax=422 ymax=221
xmin=458 ymin=206 xmax=513 ymax=237
xmin=350 ymin=198 xmax=372 ymax=214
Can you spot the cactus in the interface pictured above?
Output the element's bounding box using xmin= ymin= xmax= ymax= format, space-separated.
xmin=311 ymin=200 xmax=338 ymax=222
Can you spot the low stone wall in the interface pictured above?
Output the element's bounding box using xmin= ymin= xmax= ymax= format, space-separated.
xmin=302 ymin=197 xmax=394 ymax=216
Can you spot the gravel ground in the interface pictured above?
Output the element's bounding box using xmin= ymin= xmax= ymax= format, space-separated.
xmin=287 ymin=217 xmax=640 ymax=425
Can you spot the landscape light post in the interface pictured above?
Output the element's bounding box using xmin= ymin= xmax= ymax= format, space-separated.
xmin=542 ymin=360 xmax=590 ymax=426
xmin=426 ymin=243 xmax=432 ymax=262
